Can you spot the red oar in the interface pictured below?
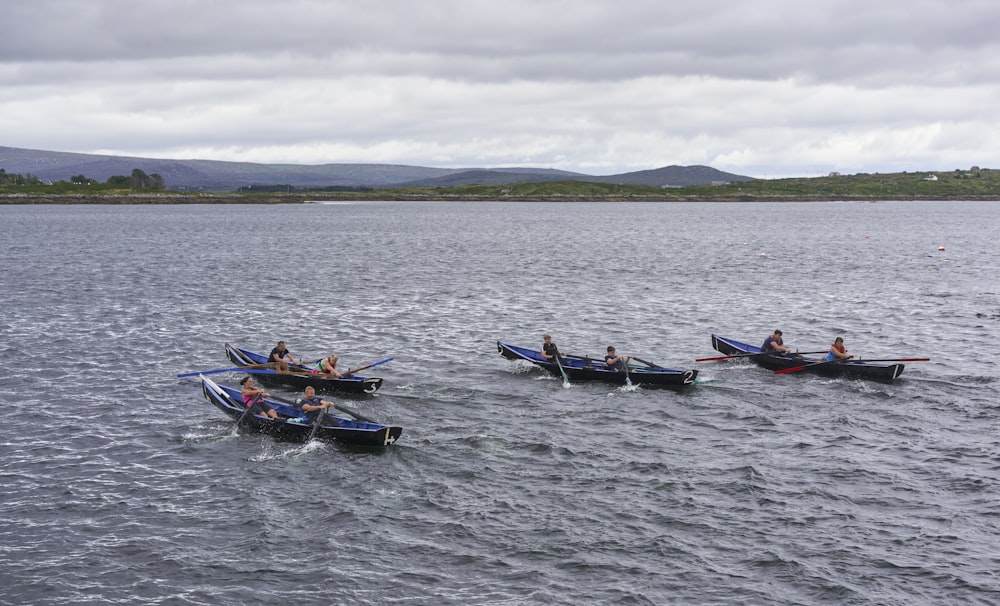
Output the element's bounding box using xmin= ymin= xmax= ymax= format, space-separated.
xmin=775 ymin=357 xmax=930 ymax=375
xmin=774 ymin=359 xmax=840 ymax=374
xmin=695 ymin=351 xmax=826 ymax=362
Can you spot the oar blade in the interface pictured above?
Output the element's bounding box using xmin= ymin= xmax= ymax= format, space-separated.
xmin=342 ymin=357 xmax=394 ymax=376
xmin=695 ymin=354 xmax=740 ymax=362
xmin=177 ymin=367 xmax=245 ymax=378
xmin=774 ymin=365 xmax=807 ymax=375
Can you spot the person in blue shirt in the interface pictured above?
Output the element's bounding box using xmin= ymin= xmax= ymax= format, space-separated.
xmin=295 ymin=386 xmax=336 ymax=421
xmin=825 ymin=337 xmax=853 ymax=361
xmin=762 ymin=330 xmax=791 ymax=355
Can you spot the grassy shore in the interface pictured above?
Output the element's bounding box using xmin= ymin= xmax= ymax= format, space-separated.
xmin=2 ymin=168 xmax=998 ymax=203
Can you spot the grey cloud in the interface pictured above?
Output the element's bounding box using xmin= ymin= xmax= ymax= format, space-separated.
xmin=4 ymin=1 xmax=999 ymax=84
xmin=2 ymin=0 xmax=999 ymax=176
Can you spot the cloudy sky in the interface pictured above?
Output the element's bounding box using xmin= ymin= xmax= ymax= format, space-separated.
xmin=1 ymin=1 xmax=997 ymax=178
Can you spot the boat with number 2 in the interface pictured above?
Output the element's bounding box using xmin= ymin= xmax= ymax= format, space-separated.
xmin=497 ymin=341 xmax=697 ymax=386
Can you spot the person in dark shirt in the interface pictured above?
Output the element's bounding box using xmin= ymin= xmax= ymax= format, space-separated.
xmin=604 ymin=346 xmax=632 ymax=371
xmin=269 ymin=341 xmax=299 ymax=372
xmin=295 ymin=386 xmax=336 ymax=422
xmin=541 ymin=333 xmax=564 ymax=365
xmin=762 ymin=330 xmax=791 ymax=355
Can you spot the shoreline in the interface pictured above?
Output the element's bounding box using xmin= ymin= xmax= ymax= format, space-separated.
xmin=3 ymin=193 xmax=1000 ymax=204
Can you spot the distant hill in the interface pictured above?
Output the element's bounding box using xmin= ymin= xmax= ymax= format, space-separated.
xmin=585 ymin=165 xmax=755 ymax=187
xmin=0 ymin=146 xmax=754 ymax=191
xmin=394 ymin=168 xmax=588 ymax=188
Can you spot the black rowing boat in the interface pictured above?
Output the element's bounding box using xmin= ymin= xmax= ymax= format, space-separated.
xmin=498 ymin=341 xmax=697 ymax=386
xmin=710 ymin=334 xmax=906 ymax=381
xmin=225 ymin=343 xmax=383 ymax=395
xmin=200 ymin=376 xmax=401 ymax=446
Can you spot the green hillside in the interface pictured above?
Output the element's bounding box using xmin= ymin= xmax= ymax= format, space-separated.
xmin=3 ymin=167 xmax=998 ymax=202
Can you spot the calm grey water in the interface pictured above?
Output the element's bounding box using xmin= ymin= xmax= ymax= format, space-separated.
xmin=1 ymin=201 xmax=998 ymax=605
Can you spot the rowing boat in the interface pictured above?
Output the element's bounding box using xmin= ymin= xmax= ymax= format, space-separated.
xmin=497 ymin=341 xmax=697 ymax=386
xmin=710 ymin=334 xmax=906 ymax=380
xmin=225 ymin=343 xmax=383 ymax=395
xmin=200 ymin=376 xmax=401 ymax=446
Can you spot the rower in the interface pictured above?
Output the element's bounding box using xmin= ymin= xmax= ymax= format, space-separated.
xmin=269 ymin=340 xmax=298 ymax=372
xmin=762 ymin=330 xmax=791 ymax=355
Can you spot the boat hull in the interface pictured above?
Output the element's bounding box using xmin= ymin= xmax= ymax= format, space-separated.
xmin=711 ymin=334 xmax=905 ymax=381
xmin=498 ymin=341 xmax=697 ymax=386
xmin=200 ymin=376 xmax=401 ymax=446
xmin=225 ymin=343 xmax=383 ymax=395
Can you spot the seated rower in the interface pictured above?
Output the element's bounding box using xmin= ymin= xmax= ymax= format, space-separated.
xmin=825 ymin=337 xmax=854 ymax=361
xmin=239 ymin=376 xmax=280 ymax=420
xmin=604 ymin=346 xmax=632 ymax=372
xmin=269 ymin=340 xmax=299 ymax=372
xmin=762 ymin=329 xmax=792 ymax=355
xmin=541 ymin=333 xmax=564 ymax=365
xmin=296 ymin=386 xmax=336 ymax=421
xmin=314 ymin=354 xmax=342 ymax=377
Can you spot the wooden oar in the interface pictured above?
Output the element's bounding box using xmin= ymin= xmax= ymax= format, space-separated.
xmin=269 ymin=395 xmax=378 ymax=424
xmin=696 ymin=351 xmax=827 ymax=362
xmin=341 ymin=357 xmax=394 ymax=376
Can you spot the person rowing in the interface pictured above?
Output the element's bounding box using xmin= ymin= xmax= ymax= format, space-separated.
xmin=825 ymin=337 xmax=853 ymax=361
xmin=314 ymin=353 xmax=342 ymax=377
xmin=295 ymin=386 xmax=337 ymax=422
xmin=269 ymin=340 xmax=299 ymax=372
xmin=604 ymin=346 xmax=632 ymax=372
xmin=239 ymin=376 xmax=279 ymax=420
xmin=540 ymin=333 xmax=564 ymax=365
xmin=762 ymin=329 xmax=792 ymax=355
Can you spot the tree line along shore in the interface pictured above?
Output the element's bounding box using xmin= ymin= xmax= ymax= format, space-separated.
xmin=2 ymin=167 xmax=998 ymax=203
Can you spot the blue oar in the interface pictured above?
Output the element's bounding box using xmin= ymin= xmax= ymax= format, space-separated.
xmin=177 ymin=366 xmax=274 ymax=378
xmin=341 ymin=357 xmax=394 ymax=376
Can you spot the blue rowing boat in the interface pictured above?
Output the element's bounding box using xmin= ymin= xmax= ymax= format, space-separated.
xmin=710 ymin=334 xmax=906 ymax=380
xmin=498 ymin=341 xmax=697 ymax=386
xmin=200 ymin=376 xmax=402 ymax=446
xmin=225 ymin=343 xmax=383 ymax=395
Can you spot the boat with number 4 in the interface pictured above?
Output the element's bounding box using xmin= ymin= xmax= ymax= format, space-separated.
xmin=497 ymin=341 xmax=697 ymax=386
xmin=200 ymin=375 xmax=401 ymax=446
xmin=710 ymin=334 xmax=906 ymax=381
xmin=225 ymin=343 xmax=383 ymax=395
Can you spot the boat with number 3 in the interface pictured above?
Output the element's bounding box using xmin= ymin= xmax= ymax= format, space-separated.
xmin=225 ymin=343 xmax=383 ymax=395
